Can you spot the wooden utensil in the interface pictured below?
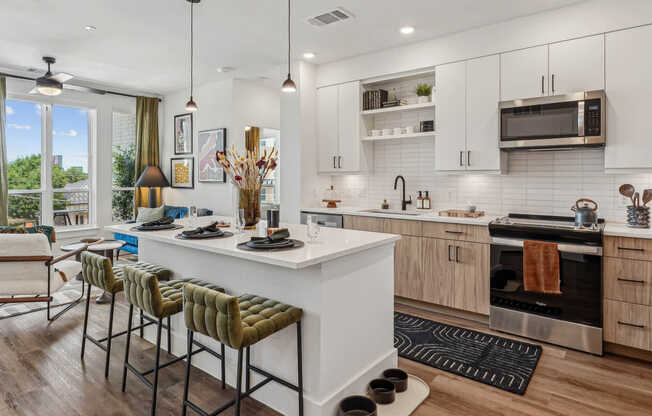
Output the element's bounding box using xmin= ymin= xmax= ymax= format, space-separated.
xmin=634 ymin=192 xmax=640 ymax=207
xmin=619 ymin=184 xmax=636 ymax=206
xmin=644 ymin=189 xmax=652 ymax=207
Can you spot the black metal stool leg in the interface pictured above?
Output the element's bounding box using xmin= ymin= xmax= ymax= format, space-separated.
xmin=104 ymin=293 xmax=116 ymax=378
xmin=80 ymin=283 xmax=91 ymax=359
xmin=122 ymin=304 xmax=134 ymax=392
xmin=297 ymin=321 xmax=304 ymax=416
xmin=221 ymin=343 xmax=226 ymax=390
xmin=245 ymin=347 xmax=251 ymax=393
xmin=181 ymin=329 xmax=194 ymax=416
xmin=151 ymin=318 xmax=163 ymax=416
xmin=167 ymin=315 xmax=172 ymax=352
xmin=235 ymin=349 xmax=244 ymax=416
xmin=140 ymin=310 xmax=144 ymax=337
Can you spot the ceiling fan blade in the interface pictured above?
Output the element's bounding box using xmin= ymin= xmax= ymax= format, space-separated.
xmin=49 ymin=72 xmax=74 ymax=83
xmin=28 ymin=86 xmax=39 ymax=94
xmin=63 ymin=84 xmax=106 ymax=95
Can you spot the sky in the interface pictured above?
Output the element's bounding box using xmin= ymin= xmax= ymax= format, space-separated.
xmin=5 ymin=99 xmax=89 ymax=172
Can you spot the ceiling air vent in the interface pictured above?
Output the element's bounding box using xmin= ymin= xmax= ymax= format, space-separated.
xmin=307 ymin=7 xmax=355 ymax=27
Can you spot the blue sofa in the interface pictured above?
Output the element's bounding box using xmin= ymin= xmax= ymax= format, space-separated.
xmin=114 ymin=205 xmax=191 ymax=257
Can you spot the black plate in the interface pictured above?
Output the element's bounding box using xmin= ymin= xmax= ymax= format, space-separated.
xmin=175 ymin=231 xmax=234 ymax=240
xmin=131 ymin=224 xmax=183 ymax=231
xmin=246 ymin=239 xmax=295 ymax=249
xmin=237 ymin=239 xmax=304 ymax=252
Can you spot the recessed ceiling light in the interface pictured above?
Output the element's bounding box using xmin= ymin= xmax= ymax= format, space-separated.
xmin=84 ymin=25 xmax=97 ymax=32
xmin=303 ymin=52 xmax=315 ymax=59
xmin=216 ymin=66 xmax=235 ymax=73
xmin=400 ymin=26 xmax=415 ymax=35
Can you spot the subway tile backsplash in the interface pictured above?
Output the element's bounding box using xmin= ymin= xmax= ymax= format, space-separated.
xmin=330 ymin=138 xmax=649 ymax=222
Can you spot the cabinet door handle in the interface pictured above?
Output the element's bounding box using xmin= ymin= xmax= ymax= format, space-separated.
xmin=551 ymin=74 xmax=555 ymax=94
xmin=618 ymin=321 xmax=645 ymax=329
xmin=617 ymin=278 xmax=645 ymax=284
xmin=541 ymin=75 xmax=545 ymax=95
xmin=467 ymin=150 xmax=471 ymax=167
xmin=455 ymin=246 xmax=460 ymax=263
xmin=333 ymin=156 xmax=336 ymax=169
xmin=338 ymin=156 xmax=342 ymax=169
xmin=617 ymin=247 xmax=645 ymax=252
xmin=448 ymin=245 xmax=453 ymax=262
xmin=459 ymin=151 xmax=464 ymax=166
xmin=445 ymin=230 xmax=464 ymax=235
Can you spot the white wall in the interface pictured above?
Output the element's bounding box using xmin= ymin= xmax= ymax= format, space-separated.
xmin=161 ymin=78 xmax=280 ymax=216
xmin=317 ymin=0 xmax=652 ymax=87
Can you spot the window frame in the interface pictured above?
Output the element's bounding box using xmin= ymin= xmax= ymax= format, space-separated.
xmin=111 ymin=111 xmax=137 ymax=223
xmin=5 ymin=94 xmax=96 ymax=229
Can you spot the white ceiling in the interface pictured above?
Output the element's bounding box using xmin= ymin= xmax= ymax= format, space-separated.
xmin=0 ymin=0 xmax=584 ymax=95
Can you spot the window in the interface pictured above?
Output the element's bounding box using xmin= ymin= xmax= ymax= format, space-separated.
xmin=5 ymin=99 xmax=93 ymax=228
xmin=111 ymin=112 xmax=136 ymax=222
xmin=259 ymin=128 xmax=280 ymax=205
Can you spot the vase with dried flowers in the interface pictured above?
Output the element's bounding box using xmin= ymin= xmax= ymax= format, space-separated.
xmin=217 ymin=144 xmax=278 ymax=229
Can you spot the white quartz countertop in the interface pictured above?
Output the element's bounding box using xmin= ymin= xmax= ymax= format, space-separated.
xmin=106 ymin=217 xmax=400 ymax=270
xmin=301 ymin=206 xmax=498 ymax=225
xmin=604 ymin=223 xmax=652 ymax=239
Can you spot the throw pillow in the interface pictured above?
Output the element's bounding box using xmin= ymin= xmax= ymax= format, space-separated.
xmin=136 ymin=206 xmax=165 ymax=223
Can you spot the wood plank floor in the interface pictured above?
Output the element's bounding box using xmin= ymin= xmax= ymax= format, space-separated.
xmin=2 ymin=296 xmax=652 ymax=415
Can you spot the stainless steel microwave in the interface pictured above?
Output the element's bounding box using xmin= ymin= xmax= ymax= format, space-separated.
xmin=499 ymin=90 xmax=605 ymax=150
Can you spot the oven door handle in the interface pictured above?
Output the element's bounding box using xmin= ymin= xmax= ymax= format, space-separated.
xmin=490 ymin=237 xmax=602 ymax=256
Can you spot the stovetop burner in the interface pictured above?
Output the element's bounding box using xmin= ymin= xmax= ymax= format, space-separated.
xmin=489 ymin=213 xmax=604 ymax=245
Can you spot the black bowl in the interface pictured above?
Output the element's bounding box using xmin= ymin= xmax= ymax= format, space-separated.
xmin=367 ymin=378 xmax=396 ymax=405
xmin=338 ymin=395 xmax=377 ymax=416
xmin=383 ymin=368 xmax=408 ymax=393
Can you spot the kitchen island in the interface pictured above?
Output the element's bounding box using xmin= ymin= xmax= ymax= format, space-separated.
xmin=106 ymin=219 xmax=400 ymax=416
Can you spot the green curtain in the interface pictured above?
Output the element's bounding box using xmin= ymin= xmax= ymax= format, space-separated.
xmin=0 ymin=77 xmax=8 ymax=226
xmin=134 ymin=96 xmax=161 ymax=216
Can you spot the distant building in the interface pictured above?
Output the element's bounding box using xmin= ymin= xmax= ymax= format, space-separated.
xmin=52 ymin=155 xmax=62 ymax=167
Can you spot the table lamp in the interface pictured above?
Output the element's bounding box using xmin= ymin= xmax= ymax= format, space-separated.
xmin=135 ymin=166 xmax=170 ymax=208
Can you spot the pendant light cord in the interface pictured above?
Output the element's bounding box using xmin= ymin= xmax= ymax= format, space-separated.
xmin=287 ymin=0 xmax=291 ymax=75
xmin=190 ymin=2 xmax=194 ymax=98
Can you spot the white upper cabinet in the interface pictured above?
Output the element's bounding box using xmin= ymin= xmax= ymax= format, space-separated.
xmin=337 ymin=81 xmax=360 ymax=171
xmin=317 ymin=85 xmax=339 ymax=173
xmin=435 ymin=61 xmax=467 ymax=171
xmin=549 ymin=35 xmax=604 ymax=95
xmin=466 ymin=55 xmax=500 ymax=171
xmin=605 ymin=25 xmax=652 ymax=169
xmin=500 ymin=45 xmax=548 ymax=101
xmin=317 ymin=81 xmax=364 ymax=173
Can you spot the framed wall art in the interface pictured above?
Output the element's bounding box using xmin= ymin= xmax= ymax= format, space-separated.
xmin=170 ymin=157 xmax=194 ymax=188
xmin=174 ymin=113 xmax=193 ymax=154
xmin=198 ymin=128 xmax=226 ymax=183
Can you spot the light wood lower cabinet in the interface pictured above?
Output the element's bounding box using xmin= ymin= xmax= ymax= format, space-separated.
xmin=395 ymin=236 xmax=423 ymax=299
xmin=422 ymin=237 xmax=489 ymax=314
xmin=342 ymin=215 xmax=385 ymax=233
xmin=604 ymin=299 xmax=651 ymax=351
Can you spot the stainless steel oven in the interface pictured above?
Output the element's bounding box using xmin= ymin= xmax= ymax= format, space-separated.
xmin=499 ymin=90 xmax=605 ymax=150
xmin=488 ymin=214 xmax=604 ymax=355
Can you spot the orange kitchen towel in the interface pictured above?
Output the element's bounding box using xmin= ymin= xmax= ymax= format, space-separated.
xmin=523 ymin=240 xmax=562 ymax=294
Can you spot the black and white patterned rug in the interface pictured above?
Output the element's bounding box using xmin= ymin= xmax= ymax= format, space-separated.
xmin=394 ymin=312 xmax=542 ymax=395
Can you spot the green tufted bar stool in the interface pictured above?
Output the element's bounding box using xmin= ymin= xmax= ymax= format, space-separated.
xmin=120 ymin=266 xmax=226 ymax=416
xmin=182 ymin=284 xmax=304 ymax=416
xmin=80 ymin=251 xmax=172 ymax=378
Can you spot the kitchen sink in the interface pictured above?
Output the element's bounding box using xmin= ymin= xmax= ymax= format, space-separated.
xmin=361 ymin=209 xmax=422 ymax=216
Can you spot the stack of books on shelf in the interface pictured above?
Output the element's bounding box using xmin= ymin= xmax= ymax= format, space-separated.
xmin=363 ymin=89 xmax=388 ymax=111
xmin=381 ymin=99 xmax=407 ymax=108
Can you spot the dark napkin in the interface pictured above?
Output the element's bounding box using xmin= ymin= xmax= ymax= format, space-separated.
xmin=142 ymin=216 xmax=174 ymax=227
xmin=250 ymin=228 xmax=290 ymax=244
xmin=182 ymin=222 xmax=223 ymax=236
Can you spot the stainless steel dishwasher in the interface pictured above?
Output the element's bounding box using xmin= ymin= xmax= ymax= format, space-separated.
xmin=299 ymin=211 xmax=343 ymax=228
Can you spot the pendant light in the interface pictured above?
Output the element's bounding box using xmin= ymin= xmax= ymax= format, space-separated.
xmin=281 ymin=0 xmax=297 ymax=93
xmin=185 ymin=0 xmax=200 ymax=111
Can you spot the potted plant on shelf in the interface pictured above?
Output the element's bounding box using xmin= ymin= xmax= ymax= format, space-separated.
xmin=217 ymin=144 xmax=278 ymax=229
xmin=416 ymin=83 xmax=433 ymax=104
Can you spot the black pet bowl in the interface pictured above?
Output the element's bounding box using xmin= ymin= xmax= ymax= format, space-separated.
xmin=383 ymin=368 xmax=408 ymax=393
xmin=367 ymin=378 xmax=396 ymax=405
xmin=338 ymin=395 xmax=377 ymax=416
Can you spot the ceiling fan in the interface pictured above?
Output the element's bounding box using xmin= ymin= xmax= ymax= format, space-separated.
xmin=29 ymin=56 xmax=74 ymax=96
